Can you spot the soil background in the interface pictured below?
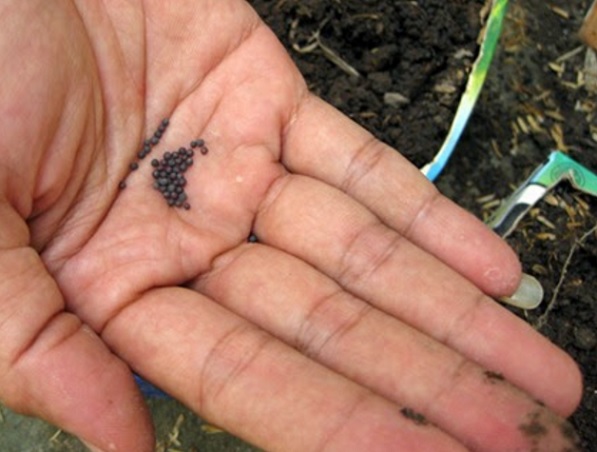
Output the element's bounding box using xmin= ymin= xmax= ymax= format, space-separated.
xmin=0 ymin=0 xmax=595 ymax=450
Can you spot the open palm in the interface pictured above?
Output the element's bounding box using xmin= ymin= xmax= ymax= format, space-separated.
xmin=0 ymin=1 xmax=582 ymax=451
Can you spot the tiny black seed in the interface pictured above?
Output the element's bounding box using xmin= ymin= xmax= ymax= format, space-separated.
xmin=191 ymin=139 xmax=205 ymax=148
xmin=154 ymin=130 xmax=163 ymax=139
xmin=144 ymin=138 xmax=151 ymax=146
xmin=161 ymin=118 xmax=170 ymax=127
xmin=130 ymin=162 xmax=139 ymax=170
xmin=151 ymin=159 xmax=160 ymax=167
xmin=119 ymin=180 xmax=127 ymax=189
xmin=200 ymin=146 xmax=208 ymax=155
xmin=158 ymin=178 xmax=168 ymax=186
xmin=187 ymin=149 xmax=195 ymax=157
xmin=164 ymin=152 xmax=171 ymax=160
xmin=150 ymin=136 xmax=159 ymax=145
xmin=183 ymin=202 xmax=191 ymax=210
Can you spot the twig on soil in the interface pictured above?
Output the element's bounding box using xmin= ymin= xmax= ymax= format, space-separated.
xmin=555 ymin=45 xmax=584 ymax=63
xmin=49 ymin=429 xmax=63 ymax=444
xmin=549 ymin=5 xmax=570 ymax=20
xmin=167 ymin=414 xmax=184 ymax=447
xmin=290 ymin=19 xmax=361 ymax=78
xmin=534 ymin=223 xmax=597 ymax=330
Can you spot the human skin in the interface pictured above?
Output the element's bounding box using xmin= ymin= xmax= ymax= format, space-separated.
xmin=0 ymin=1 xmax=583 ymax=451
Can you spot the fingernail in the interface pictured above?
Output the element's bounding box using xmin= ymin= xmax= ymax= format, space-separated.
xmin=499 ymin=273 xmax=544 ymax=309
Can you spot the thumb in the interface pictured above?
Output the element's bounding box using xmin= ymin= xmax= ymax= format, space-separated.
xmin=0 ymin=244 xmax=153 ymax=451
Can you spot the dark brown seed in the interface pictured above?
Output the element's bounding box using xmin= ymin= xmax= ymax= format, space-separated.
xmin=183 ymin=202 xmax=191 ymax=210
xmin=150 ymin=136 xmax=159 ymax=145
xmin=119 ymin=180 xmax=127 ymax=190
xmin=130 ymin=162 xmax=139 ymax=170
xmin=138 ymin=148 xmax=150 ymax=159
xmin=200 ymin=146 xmax=208 ymax=155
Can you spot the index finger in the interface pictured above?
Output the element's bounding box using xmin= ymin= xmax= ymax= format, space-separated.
xmin=282 ymin=95 xmax=522 ymax=298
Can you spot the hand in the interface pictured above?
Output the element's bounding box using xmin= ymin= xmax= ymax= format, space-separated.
xmin=0 ymin=1 xmax=582 ymax=451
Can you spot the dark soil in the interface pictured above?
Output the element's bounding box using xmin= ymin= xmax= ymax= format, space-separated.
xmin=252 ymin=0 xmax=486 ymax=168
xmin=253 ymin=0 xmax=597 ymax=449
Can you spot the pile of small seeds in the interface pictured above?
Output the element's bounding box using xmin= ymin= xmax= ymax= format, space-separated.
xmin=151 ymin=148 xmax=191 ymax=209
xmin=151 ymin=139 xmax=208 ymax=210
xmin=118 ymin=117 xmax=210 ymax=210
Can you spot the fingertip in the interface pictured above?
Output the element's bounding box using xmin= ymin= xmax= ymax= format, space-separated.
xmin=483 ymin=262 xmax=522 ymax=303
xmin=468 ymin=221 xmax=524 ymax=299
xmin=5 ymin=317 xmax=154 ymax=452
xmin=410 ymin=196 xmax=524 ymax=298
xmin=65 ymin=341 xmax=156 ymax=452
xmin=550 ymin=350 xmax=584 ymax=417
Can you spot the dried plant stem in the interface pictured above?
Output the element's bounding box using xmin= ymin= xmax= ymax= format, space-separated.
xmin=290 ymin=21 xmax=361 ymax=78
xmin=534 ymin=224 xmax=597 ymax=330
